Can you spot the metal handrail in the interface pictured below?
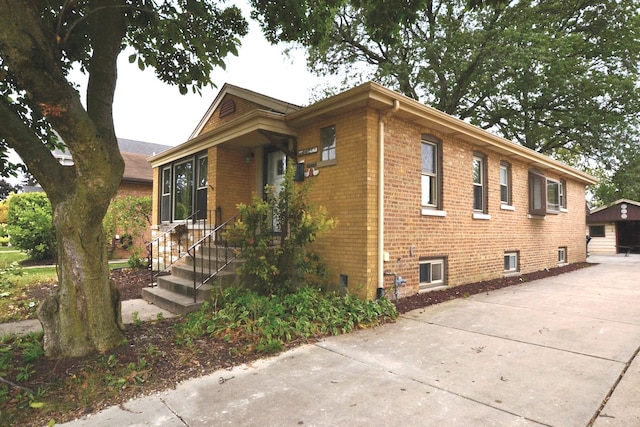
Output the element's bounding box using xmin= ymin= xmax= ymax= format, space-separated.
xmin=146 ymin=211 xmax=203 ymax=285
xmin=187 ymin=215 xmax=239 ymax=302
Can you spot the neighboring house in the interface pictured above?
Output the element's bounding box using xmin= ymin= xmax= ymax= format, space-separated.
xmin=587 ymin=199 xmax=640 ymax=255
xmin=148 ymin=82 xmax=596 ymax=300
xmin=55 ymin=138 xmax=171 ymax=255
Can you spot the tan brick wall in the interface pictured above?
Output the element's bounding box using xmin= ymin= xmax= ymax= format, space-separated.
xmin=380 ymin=116 xmax=588 ymax=297
xmin=213 ymin=145 xmax=255 ymax=222
xmin=296 ymin=108 xmax=379 ymax=299
xmin=151 ymin=168 xmax=160 ymax=227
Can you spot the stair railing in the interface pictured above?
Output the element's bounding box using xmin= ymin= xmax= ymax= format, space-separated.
xmin=187 ymin=215 xmax=239 ymax=302
xmin=146 ymin=211 xmax=203 ymax=285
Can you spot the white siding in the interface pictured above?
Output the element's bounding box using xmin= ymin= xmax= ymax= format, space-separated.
xmin=587 ymin=223 xmax=616 ymax=255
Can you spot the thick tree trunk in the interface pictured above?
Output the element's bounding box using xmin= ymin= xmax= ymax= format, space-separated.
xmin=38 ymin=194 xmax=125 ymax=358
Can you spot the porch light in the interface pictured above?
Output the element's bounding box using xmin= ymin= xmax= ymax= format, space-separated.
xmin=245 ymin=152 xmax=254 ymax=163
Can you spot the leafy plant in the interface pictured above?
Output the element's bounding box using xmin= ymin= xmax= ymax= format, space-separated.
xmin=225 ymin=164 xmax=335 ymax=295
xmin=6 ymin=193 xmax=56 ymax=261
xmin=103 ymin=195 xmax=152 ymax=260
xmin=176 ymin=287 xmax=398 ymax=354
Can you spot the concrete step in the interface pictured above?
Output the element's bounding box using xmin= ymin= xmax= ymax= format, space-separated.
xmin=168 ymin=264 xmax=239 ymax=287
xmin=141 ymin=287 xmax=203 ymax=315
xmin=155 ymin=274 xmax=214 ymax=300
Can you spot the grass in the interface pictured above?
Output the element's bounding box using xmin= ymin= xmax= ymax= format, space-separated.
xmin=0 ymin=260 xmax=132 ymax=324
xmin=0 ymin=247 xmax=28 ymax=268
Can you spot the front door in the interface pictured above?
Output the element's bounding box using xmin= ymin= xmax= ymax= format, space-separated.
xmin=266 ymin=150 xmax=286 ymax=232
xmin=266 ymin=150 xmax=286 ymax=195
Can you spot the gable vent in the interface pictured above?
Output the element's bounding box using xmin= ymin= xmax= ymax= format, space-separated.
xmin=219 ymin=99 xmax=236 ymax=118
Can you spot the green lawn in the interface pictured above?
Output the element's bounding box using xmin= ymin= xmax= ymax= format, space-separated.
xmin=0 ymin=259 xmax=132 ymax=323
xmin=0 ymin=247 xmax=28 ymax=268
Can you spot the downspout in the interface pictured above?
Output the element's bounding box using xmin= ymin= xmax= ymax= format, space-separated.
xmin=377 ymin=99 xmax=400 ymax=299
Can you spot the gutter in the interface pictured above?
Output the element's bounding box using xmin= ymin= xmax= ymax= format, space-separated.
xmin=377 ymin=100 xmax=400 ymax=299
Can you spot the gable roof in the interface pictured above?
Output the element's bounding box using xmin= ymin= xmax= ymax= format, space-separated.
xmin=117 ymin=138 xmax=171 ymax=156
xmin=188 ymin=83 xmax=302 ymax=140
xmin=588 ymin=199 xmax=640 ymax=222
xmin=121 ymin=152 xmax=153 ymax=184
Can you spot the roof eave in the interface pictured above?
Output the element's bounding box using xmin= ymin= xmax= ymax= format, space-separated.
xmin=287 ymin=82 xmax=597 ymax=186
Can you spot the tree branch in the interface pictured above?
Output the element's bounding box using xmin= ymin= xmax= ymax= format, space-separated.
xmin=0 ymin=97 xmax=73 ymax=203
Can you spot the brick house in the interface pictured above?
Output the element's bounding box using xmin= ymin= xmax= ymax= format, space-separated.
xmin=148 ymin=82 xmax=596 ymax=300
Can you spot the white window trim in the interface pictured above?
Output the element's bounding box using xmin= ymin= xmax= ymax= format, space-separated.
xmin=473 ymin=213 xmax=491 ymax=220
xmin=501 ymin=205 xmax=515 ymax=211
xmin=422 ymin=208 xmax=447 ymax=217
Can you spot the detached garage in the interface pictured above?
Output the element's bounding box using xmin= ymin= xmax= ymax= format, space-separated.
xmin=587 ymin=199 xmax=640 ymax=255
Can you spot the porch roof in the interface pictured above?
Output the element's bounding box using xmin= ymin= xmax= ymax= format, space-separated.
xmin=149 ymin=109 xmax=297 ymax=167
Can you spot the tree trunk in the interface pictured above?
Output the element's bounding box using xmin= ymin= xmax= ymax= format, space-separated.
xmin=38 ymin=193 xmax=125 ymax=358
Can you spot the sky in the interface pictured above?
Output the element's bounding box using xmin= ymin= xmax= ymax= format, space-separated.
xmin=108 ymin=3 xmax=323 ymax=147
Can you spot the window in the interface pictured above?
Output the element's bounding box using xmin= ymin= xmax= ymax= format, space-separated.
xmin=160 ymin=167 xmax=171 ymax=222
xmin=504 ymin=251 xmax=519 ymax=273
xmin=419 ymin=258 xmax=445 ymax=289
xmin=320 ymin=126 xmax=336 ymax=162
xmin=173 ymin=159 xmax=194 ymax=221
xmin=589 ymin=225 xmax=605 ymax=237
xmin=559 ymin=179 xmax=567 ymax=209
xmin=421 ymin=140 xmax=438 ymax=207
xmin=529 ymin=171 xmax=546 ymax=216
xmin=529 ymin=170 xmax=568 ymax=216
xmin=547 ymin=179 xmax=560 ymax=212
xmin=558 ymin=247 xmax=567 ymax=264
xmin=500 ymin=162 xmax=511 ymax=206
xmin=473 ymin=155 xmax=486 ymax=212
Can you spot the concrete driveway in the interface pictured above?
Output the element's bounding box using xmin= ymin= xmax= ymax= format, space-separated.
xmin=63 ymin=255 xmax=640 ymax=426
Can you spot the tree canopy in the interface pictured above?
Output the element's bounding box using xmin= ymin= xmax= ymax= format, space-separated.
xmin=252 ymin=0 xmax=640 ymax=170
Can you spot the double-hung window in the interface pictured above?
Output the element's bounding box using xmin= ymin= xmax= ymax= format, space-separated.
xmin=473 ymin=154 xmax=486 ymax=212
xmin=320 ymin=125 xmax=336 ymax=163
xmin=421 ymin=140 xmax=438 ymax=207
xmin=500 ymin=162 xmax=511 ymax=206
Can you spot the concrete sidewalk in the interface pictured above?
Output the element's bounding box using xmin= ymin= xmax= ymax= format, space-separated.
xmin=52 ymin=255 xmax=640 ymax=425
xmin=0 ymin=299 xmax=175 ymax=337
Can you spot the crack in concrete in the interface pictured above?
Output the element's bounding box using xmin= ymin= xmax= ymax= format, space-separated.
xmin=587 ymin=345 xmax=640 ymax=426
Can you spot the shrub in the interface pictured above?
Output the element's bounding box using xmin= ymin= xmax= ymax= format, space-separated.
xmin=103 ymin=195 xmax=152 ymax=261
xmin=225 ymin=164 xmax=335 ymax=295
xmin=176 ymin=287 xmax=398 ymax=353
xmin=6 ymin=193 xmax=56 ymax=261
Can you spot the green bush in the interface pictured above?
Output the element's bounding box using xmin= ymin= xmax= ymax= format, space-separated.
xmin=103 ymin=195 xmax=152 ymax=259
xmin=225 ymin=164 xmax=335 ymax=295
xmin=6 ymin=193 xmax=56 ymax=261
xmin=176 ymin=287 xmax=398 ymax=354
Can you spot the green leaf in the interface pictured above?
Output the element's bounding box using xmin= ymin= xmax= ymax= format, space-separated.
xmin=30 ymin=401 xmax=45 ymax=409
xmin=128 ymin=53 xmax=136 ymax=63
